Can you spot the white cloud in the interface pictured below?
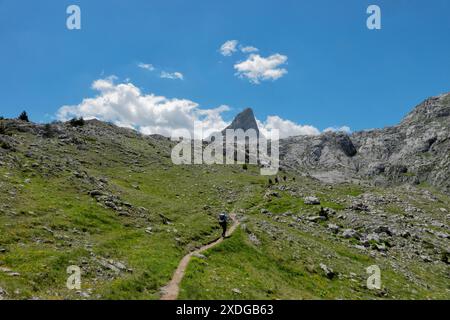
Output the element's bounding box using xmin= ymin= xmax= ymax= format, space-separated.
xmin=324 ymin=126 xmax=352 ymax=134
xmin=56 ymin=77 xmax=348 ymax=140
xmin=234 ymin=54 xmax=288 ymax=84
xmin=240 ymin=45 xmax=259 ymax=53
xmin=138 ymin=63 xmax=184 ymax=80
xmin=257 ymin=116 xmax=320 ymax=139
xmin=56 ymin=77 xmax=228 ymax=139
xmin=138 ymin=62 xmax=155 ymax=71
xmin=160 ymin=71 xmax=184 ymax=80
xmin=220 ymin=40 xmax=239 ymax=56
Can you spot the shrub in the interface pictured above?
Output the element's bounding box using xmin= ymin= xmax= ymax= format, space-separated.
xmin=43 ymin=123 xmax=55 ymax=138
xmin=0 ymin=140 xmax=11 ymax=150
xmin=69 ymin=117 xmax=85 ymax=127
xmin=18 ymin=111 xmax=29 ymax=122
xmin=242 ymin=163 xmax=248 ymax=170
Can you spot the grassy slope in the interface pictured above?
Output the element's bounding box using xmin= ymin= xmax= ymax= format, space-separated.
xmin=180 ymin=182 xmax=450 ymax=300
xmin=0 ymin=125 xmax=267 ymax=299
xmin=1 ymin=123 xmax=449 ymax=299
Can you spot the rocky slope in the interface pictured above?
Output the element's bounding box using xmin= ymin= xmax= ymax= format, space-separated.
xmin=280 ymin=93 xmax=450 ymax=193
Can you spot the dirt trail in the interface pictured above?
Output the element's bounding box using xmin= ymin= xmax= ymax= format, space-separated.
xmin=160 ymin=214 xmax=240 ymax=300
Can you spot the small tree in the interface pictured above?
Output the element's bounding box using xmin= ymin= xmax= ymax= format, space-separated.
xmin=69 ymin=117 xmax=85 ymax=127
xmin=18 ymin=111 xmax=29 ymax=122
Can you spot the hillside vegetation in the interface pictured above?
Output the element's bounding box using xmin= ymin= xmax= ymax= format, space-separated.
xmin=0 ymin=119 xmax=449 ymax=299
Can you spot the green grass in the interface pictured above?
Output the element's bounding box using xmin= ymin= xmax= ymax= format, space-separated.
xmin=180 ymin=215 xmax=447 ymax=300
xmin=0 ymin=136 xmax=267 ymax=299
xmin=1 ymin=125 xmax=449 ymax=300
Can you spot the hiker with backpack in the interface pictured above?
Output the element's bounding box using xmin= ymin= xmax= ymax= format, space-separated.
xmin=218 ymin=212 xmax=228 ymax=238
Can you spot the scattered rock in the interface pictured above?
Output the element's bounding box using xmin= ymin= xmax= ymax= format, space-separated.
xmin=0 ymin=267 xmax=20 ymax=277
xmin=321 ymin=207 xmax=336 ymax=217
xmin=374 ymin=226 xmax=393 ymax=236
xmin=435 ymin=231 xmax=449 ymax=239
xmin=327 ymin=224 xmax=340 ymax=234
xmin=304 ymin=196 xmax=320 ymax=205
xmin=94 ymin=257 xmax=132 ymax=275
xmin=0 ymin=287 xmax=7 ymax=300
xmin=400 ymin=230 xmax=411 ymax=238
xmin=349 ymin=203 xmax=369 ymax=212
xmin=308 ymin=216 xmax=326 ymax=223
xmin=319 ymin=263 xmax=336 ymax=279
xmin=342 ymin=229 xmax=360 ymax=239
xmin=366 ymin=233 xmax=380 ymax=243
xmin=248 ymin=233 xmax=261 ymax=246
xmin=88 ymin=190 xmax=104 ymax=197
xmin=76 ymin=291 xmax=91 ymax=298
xmin=264 ymin=191 xmax=280 ymax=200
xmin=73 ymin=171 xmax=84 ymax=178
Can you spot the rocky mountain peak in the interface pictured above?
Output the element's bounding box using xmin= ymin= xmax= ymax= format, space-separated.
xmin=223 ymin=108 xmax=259 ymax=134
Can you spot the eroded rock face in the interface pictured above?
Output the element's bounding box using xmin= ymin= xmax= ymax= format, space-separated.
xmin=280 ymin=92 xmax=450 ymax=193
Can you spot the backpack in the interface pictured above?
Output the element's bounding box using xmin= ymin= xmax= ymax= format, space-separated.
xmin=219 ymin=213 xmax=228 ymax=223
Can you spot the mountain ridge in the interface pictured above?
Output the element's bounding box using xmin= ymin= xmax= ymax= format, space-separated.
xmin=279 ymin=92 xmax=450 ymax=193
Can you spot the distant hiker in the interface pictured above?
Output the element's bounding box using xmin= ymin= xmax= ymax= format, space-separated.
xmin=218 ymin=212 xmax=228 ymax=238
xmin=319 ymin=207 xmax=327 ymax=217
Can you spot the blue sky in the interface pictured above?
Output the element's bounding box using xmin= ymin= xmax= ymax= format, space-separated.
xmin=1 ymin=0 xmax=449 ymax=136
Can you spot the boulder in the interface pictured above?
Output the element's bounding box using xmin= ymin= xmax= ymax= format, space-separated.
xmin=319 ymin=263 xmax=336 ymax=279
xmin=304 ymin=196 xmax=320 ymax=205
xmin=327 ymin=224 xmax=340 ymax=234
xmin=342 ymin=229 xmax=360 ymax=239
